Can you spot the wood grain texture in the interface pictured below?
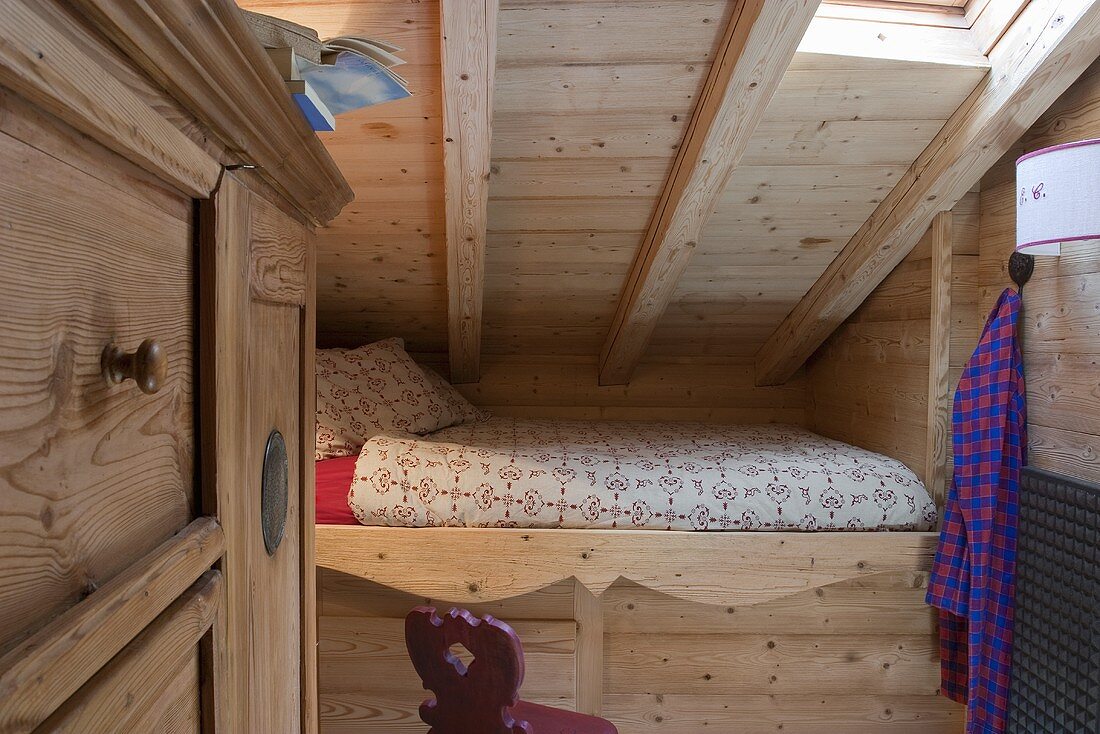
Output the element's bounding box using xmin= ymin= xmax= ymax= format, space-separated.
xmin=440 ymin=0 xmax=497 ymax=383
xmin=417 ymin=353 xmax=808 ymax=425
xmin=0 ymin=88 xmax=191 ymax=225
xmin=808 ymin=195 xmax=978 ymax=491
xmin=969 ymin=0 xmax=1030 ymax=54
xmin=289 ymin=1 xmax=988 ymax=365
xmin=605 ymin=632 xmax=940 ymax=695
xmin=241 ymin=0 xmax=450 ymax=353
xmin=756 ymin=0 xmax=1100 ymax=386
xmin=300 ymin=213 xmax=319 ymax=734
xmin=248 ymin=300 xmax=303 ymax=733
xmin=647 ymin=10 xmax=987 ymax=365
xmin=0 ymin=123 xmax=195 ymax=661
xmin=0 ymin=519 xmax=223 ymax=734
xmin=0 ymin=0 xmax=219 ymax=198
xmin=925 ymin=212 xmax=953 ymax=511
xmin=316 ymin=526 xmax=936 ymax=606
xmin=199 ymin=173 xmax=252 ymax=734
xmin=319 ymin=571 xmax=577 ymax=621
xmin=315 ymin=556 xmax=945 ymax=733
xmin=598 ymin=0 xmax=818 ymax=384
xmin=250 ymin=196 xmax=308 ymax=306
xmin=573 ymin=580 xmax=604 ymax=717
xmin=319 ymin=616 xmax=576 ymax=702
xmin=200 ymin=174 xmax=311 ymax=732
xmin=71 ymin=0 xmax=353 ymax=224
xmin=603 ymin=693 xmax=962 ymax=733
xmin=602 ymin=573 xmax=935 ymax=636
xmin=35 ymin=571 xmax=221 ymax=734
xmin=978 ymin=57 xmax=1100 ymax=484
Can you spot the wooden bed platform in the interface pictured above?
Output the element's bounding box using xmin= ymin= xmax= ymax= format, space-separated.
xmin=315 ymin=526 xmax=959 ymax=733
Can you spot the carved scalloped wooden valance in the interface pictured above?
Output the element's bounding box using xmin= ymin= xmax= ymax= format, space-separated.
xmin=316 ymin=526 xmax=937 ymax=607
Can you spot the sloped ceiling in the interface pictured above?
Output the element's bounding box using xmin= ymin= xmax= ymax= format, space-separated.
xmin=239 ymin=0 xmax=991 ymax=366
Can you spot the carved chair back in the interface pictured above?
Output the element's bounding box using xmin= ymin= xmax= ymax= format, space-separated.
xmin=404 ymin=606 xmax=533 ymax=734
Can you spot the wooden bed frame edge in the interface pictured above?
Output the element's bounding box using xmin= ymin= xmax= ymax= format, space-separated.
xmin=315 ymin=525 xmax=937 ymax=607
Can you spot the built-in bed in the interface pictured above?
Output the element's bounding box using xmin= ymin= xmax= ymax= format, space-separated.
xmin=311 ymin=343 xmax=944 ymax=724
xmin=316 ymin=417 xmax=937 ymax=605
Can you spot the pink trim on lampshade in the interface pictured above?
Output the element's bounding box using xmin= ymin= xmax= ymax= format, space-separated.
xmin=1017 ymin=233 xmax=1100 ymax=249
xmin=1016 ymin=137 xmax=1100 ymax=164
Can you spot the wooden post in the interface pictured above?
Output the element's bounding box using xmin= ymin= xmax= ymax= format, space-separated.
xmin=440 ymin=0 xmax=497 ymax=383
xmin=572 ymin=579 xmax=604 ymax=716
xmin=926 ymin=211 xmax=953 ymax=515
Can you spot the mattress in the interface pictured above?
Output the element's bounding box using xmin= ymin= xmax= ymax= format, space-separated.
xmin=341 ymin=419 xmax=936 ymax=531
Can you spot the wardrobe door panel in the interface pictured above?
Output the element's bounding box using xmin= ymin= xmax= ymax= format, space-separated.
xmin=202 ymin=174 xmax=315 ymax=733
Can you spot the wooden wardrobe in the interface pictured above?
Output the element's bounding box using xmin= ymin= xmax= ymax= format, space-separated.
xmin=0 ymin=1 xmax=352 ymax=732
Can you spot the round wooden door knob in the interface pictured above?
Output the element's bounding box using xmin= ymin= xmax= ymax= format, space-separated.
xmin=101 ymin=339 xmax=168 ymax=394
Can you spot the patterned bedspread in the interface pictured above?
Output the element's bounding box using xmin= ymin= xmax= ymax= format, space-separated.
xmin=347 ymin=420 xmax=937 ymax=531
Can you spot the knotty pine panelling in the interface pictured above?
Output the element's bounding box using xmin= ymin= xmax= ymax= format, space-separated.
xmin=316 ymin=571 xmax=577 ymax=732
xmin=807 ymin=193 xmax=980 ymax=485
xmin=979 ymin=59 xmax=1100 ymax=484
xmin=418 ymin=354 xmax=809 ymax=426
xmin=239 ymin=0 xmax=449 ymax=353
xmin=315 ymin=571 xmax=959 ymax=734
xmin=485 ymin=0 xmax=733 ymax=357
xmin=647 ymin=21 xmax=987 ymax=360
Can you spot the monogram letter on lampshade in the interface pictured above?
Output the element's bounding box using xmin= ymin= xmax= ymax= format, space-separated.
xmin=1016 ymin=138 xmax=1100 ymax=256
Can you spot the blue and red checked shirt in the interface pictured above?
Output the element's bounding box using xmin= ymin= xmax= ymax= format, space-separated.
xmin=927 ymin=288 xmax=1026 ymax=734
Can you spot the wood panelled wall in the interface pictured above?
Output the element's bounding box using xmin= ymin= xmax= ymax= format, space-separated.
xmin=416 ymin=354 xmax=809 ymax=426
xmin=317 ymin=571 xmax=958 ymax=733
xmin=979 ymin=58 xmax=1100 ymax=484
xmin=240 ymin=0 xmax=450 ymax=353
xmin=806 ymin=192 xmax=981 ymax=501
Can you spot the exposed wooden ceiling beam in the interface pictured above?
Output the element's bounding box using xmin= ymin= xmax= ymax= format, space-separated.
xmin=755 ymin=0 xmax=1100 ymax=386
xmin=598 ymin=0 xmax=820 ymax=386
xmin=441 ymin=0 xmax=497 ymax=384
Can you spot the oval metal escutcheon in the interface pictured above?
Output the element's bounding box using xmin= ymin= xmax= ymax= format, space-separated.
xmin=261 ymin=429 xmax=289 ymax=556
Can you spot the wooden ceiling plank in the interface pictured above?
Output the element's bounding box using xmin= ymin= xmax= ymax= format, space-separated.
xmin=441 ymin=0 xmax=498 ymax=383
xmin=968 ymin=0 xmax=1030 ymax=54
xmin=755 ymin=0 xmax=1100 ymax=386
xmin=598 ymin=0 xmax=820 ymax=386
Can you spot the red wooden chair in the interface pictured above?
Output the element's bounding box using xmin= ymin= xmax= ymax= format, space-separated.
xmin=405 ymin=606 xmax=618 ymax=734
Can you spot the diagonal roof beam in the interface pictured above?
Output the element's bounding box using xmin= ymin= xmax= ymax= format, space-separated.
xmin=598 ymin=0 xmax=820 ymax=386
xmin=441 ymin=0 xmax=497 ymax=383
xmin=756 ymin=0 xmax=1100 ymax=386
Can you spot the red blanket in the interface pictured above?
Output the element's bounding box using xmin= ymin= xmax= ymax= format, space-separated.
xmin=315 ymin=456 xmax=358 ymax=525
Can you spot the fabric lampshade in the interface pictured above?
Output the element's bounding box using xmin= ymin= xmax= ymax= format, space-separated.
xmin=1016 ymin=138 xmax=1100 ymax=256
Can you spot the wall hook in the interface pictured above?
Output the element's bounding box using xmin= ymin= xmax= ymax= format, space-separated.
xmin=1008 ymin=251 xmax=1035 ymax=293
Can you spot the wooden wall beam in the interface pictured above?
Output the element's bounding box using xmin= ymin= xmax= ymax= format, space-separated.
xmin=755 ymin=0 xmax=1100 ymax=386
xmin=441 ymin=0 xmax=497 ymax=384
xmin=925 ymin=212 xmax=953 ymax=514
xmin=597 ymin=0 xmax=819 ymax=385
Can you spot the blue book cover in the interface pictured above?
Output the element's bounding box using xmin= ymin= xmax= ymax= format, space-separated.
xmin=299 ymin=52 xmax=411 ymax=117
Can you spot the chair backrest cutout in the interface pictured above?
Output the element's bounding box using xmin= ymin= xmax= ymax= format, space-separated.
xmin=405 ymin=606 xmax=533 ymax=734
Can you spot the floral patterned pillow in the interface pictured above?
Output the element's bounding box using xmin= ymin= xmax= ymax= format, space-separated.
xmin=422 ymin=365 xmax=491 ymax=427
xmin=315 ymin=338 xmax=488 ymax=460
